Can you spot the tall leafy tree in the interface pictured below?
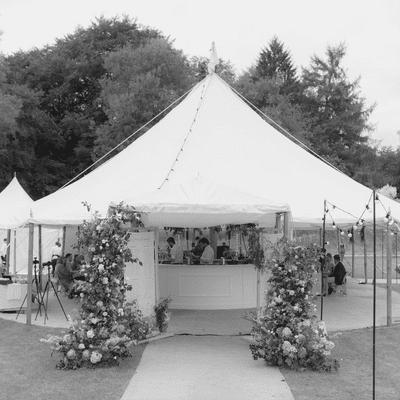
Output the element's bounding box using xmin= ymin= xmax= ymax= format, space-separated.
xmin=4 ymin=16 xmax=162 ymax=193
xmin=300 ymin=43 xmax=374 ymax=171
xmin=254 ymin=36 xmax=299 ymax=95
xmin=93 ymin=38 xmax=195 ymax=160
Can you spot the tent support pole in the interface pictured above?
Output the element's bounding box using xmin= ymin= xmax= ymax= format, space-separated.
xmin=13 ymin=230 xmax=17 ymax=279
xmin=372 ymin=190 xmax=377 ymax=399
xmin=321 ymin=201 xmax=327 ymax=321
xmin=154 ymin=229 xmax=160 ymax=305
xmin=386 ymin=222 xmax=392 ymax=326
xmin=363 ymin=227 xmax=368 ymax=284
xmin=62 ymin=226 xmax=66 ymax=256
xmin=351 ymin=230 xmax=355 ymax=278
xmin=26 ymin=223 xmax=34 ymax=325
xmin=6 ymin=229 xmax=11 ymax=274
xmin=38 ymin=225 xmax=43 ymax=289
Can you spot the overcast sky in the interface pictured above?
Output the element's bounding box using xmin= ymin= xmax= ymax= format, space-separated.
xmin=1 ymin=0 xmax=399 ymax=148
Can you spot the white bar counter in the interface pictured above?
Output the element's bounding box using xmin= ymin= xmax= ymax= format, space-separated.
xmin=158 ymin=263 xmax=267 ymax=309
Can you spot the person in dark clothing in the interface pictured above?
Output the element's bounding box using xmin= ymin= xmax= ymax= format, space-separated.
xmin=329 ymin=254 xmax=347 ymax=295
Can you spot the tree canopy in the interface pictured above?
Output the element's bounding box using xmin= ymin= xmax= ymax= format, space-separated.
xmin=0 ymin=21 xmax=397 ymax=200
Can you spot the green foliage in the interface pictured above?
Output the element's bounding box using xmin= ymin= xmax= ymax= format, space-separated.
xmin=250 ymin=240 xmax=339 ymax=372
xmin=93 ymin=38 xmax=195 ymax=160
xmin=41 ymin=205 xmax=149 ymax=369
xmin=154 ymin=297 xmax=172 ymax=331
xmin=254 ymin=36 xmax=299 ymax=96
xmin=247 ymin=229 xmax=265 ymax=271
xmin=3 ymin=16 xmax=162 ymax=196
xmin=300 ymin=44 xmax=374 ymax=169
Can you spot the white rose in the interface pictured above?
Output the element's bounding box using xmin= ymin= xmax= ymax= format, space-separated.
xmin=87 ymin=329 xmax=95 ymax=338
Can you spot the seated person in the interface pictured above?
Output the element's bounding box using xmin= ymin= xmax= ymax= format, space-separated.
xmin=328 ymin=254 xmax=347 ymax=294
xmin=166 ymin=237 xmax=183 ymax=264
xmin=54 ymin=256 xmax=74 ymax=293
xmin=199 ymin=238 xmax=215 ymax=265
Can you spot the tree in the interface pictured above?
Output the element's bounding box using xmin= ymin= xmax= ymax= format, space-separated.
xmin=189 ymin=56 xmax=236 ymax=84
xmin=93 ymin=38 xmax=195 ymax=160
xmin=233 ymin=68 xmax=311 ymax=145
xmin=4 ymin=16 xmax=162 ymax=193
xmin=254 ymin=36 xmax=299 ymax=97
xmin=300 ymin=43 xmax=374 ymax=169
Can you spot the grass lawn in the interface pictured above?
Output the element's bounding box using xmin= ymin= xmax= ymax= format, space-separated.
xmin=281 ymin=324 xmax=400 ymax=400
xmin=0 ymin=318 xmax=146 ymax=400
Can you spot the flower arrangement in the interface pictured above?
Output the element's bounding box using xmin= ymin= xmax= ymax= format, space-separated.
xmin=41 ymin=205 xmax=149 ymax=369
xmin=250 ymin=239 xmax=339 ymax=372
xmin=154 ymin=297 xmax=172 ymax=332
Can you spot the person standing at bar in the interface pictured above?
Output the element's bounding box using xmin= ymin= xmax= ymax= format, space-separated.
xmin=200 ymin=238 xmax=214 ymax=264
xmin=167 ymin=237 xmax=183 ymax=264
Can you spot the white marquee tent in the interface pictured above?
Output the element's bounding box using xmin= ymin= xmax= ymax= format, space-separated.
xmin=0 ymin=177 xmax=61 ymax=274
xmin=29 ymin=72 xmax=400 ymax=230
xmin=122 ymin=175 xmax=289 ymax=228
xmin=0 ymin=176 xmax=33 ymax=230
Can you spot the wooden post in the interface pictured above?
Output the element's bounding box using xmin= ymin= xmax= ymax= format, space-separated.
xmin=256 ymin=268 xmax=260 ymax=314
xmin=387 ymin=224 xmax=392 ymax=326
xmin=62 ymin=226 xmax=67 ymax=256
xmin=351 ymin=229 xmax=355 ymax=278
xmin=363 ymin=227 xmax=368 ymax=284
xmin=283 ymin=212 xmax=290 ymax=240
xmin=337 ymin=228 xmax=341 ymax=260
xmin=6 ymin=229 xmax=11 ymax=274
xmin=38 ymin=225 xmax=43 ymax=290
xmin=154 ymin=229 xmax=160 ymax=304
xmin=13 ymin=230 xmax=17 ymax=279
xmin=26 ymin=223 xmax=34 ymax=325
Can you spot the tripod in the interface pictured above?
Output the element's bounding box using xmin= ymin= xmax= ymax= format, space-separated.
xmin=16 ymin=260 xmax=45 ymax=320
xmin=41 ymin=265 xmax=68 ymax=324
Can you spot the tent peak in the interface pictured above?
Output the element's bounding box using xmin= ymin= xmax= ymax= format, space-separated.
xmin=207 ymin=42 xmax=219 ymax=74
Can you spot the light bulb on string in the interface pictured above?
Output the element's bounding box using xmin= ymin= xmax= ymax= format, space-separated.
xmin=340 ymin=230 xmax=345 ymax=236
xmin=375 ymin=194 xmax=379 ymax=202
xmin=389 ymin=218 xmax=395 ymax=226
xmin=383 ymin=213 xmax=389 ymax=223
xmin=366 ymin=205 xmax=372 ymax=213
xmin=332 ymin=222 xmax=337 ymax=229
xmin=353 ymin=222 xmax=359 ymax=230
xmin=347 ymin=231 xmax=352 ymax=238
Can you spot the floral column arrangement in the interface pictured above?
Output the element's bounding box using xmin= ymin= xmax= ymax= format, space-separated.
xmin=250 ymin=240 xmax=339 ymax=371
xmin=41 ymin=206 xmax=149 ymax=369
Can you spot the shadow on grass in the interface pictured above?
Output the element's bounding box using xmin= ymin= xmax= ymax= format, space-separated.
xmin=0 ymin=318 xmax=146 ymax=400
xmin=280 ymin=325 xmax=400 ymax=400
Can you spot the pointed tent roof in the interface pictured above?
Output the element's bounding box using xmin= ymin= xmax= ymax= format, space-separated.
xmin=30 ymin=73 xmax=400 ymax=228
xmin=0 ymin=176 xmax=33 ymax=229
xmin=122 ymin=175 xmax=289 ymax=228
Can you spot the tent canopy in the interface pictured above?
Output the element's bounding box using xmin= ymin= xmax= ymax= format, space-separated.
xmin=30 ymin=73 xmax=400 ymax=230
xmin=0 ymin=176 xmax=33 ymax=229
xmin=121 ymin=175 xmax=289 ymax=228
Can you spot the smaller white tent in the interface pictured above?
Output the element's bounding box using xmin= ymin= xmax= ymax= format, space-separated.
xmin=0 ymin=177 xmax=61 ymax=274
xmin=0 ymin=176 xmax=33 ymax=229
xmin=122 ymin=175 xmax=290 ymax=228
